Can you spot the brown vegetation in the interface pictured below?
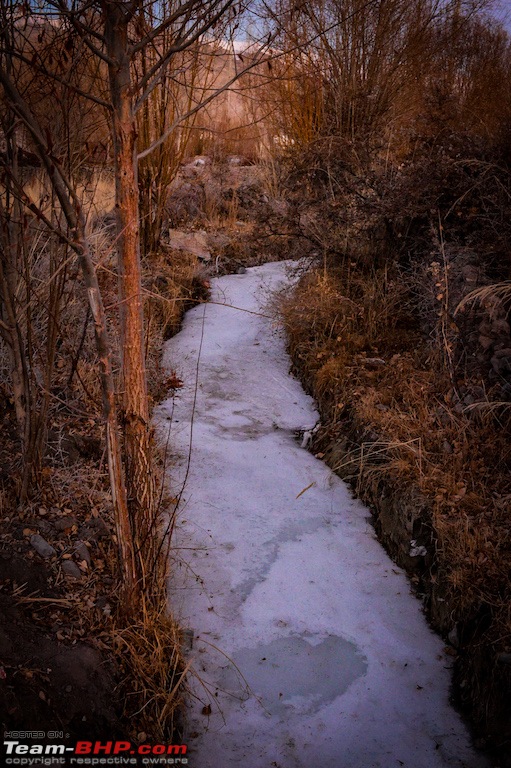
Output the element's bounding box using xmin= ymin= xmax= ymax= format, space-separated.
xmin=271 ymin=0 xmax=511 ymax=763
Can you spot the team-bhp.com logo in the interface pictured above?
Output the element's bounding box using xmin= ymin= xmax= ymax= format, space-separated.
xmin=3 ymin=739 xmax=188 ymax=765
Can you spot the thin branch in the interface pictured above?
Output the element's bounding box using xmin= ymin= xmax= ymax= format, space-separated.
xmin=134 ymin=2 xmax=237 ymax=101
xmin=2 ymin=47 xmax=112 ymax=110
xmin=131 ymin=0 xmax=232 ymax=54
xmin=51 ymin=0 xmax=117 ymax=67
xmin=0 ymin=159 xmax=81 ymax=254
xmin=137 ymin=42 xmax=273 ymax=157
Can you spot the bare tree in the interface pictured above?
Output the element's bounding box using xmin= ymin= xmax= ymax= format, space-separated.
xmin=263 ymin=0 xmax=496 ymax=148
xmin=0 ymin=0 xmax=272 ymax=595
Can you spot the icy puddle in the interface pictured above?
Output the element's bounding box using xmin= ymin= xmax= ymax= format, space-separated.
xmin=220 ymin=635 xmax=368 ymax=715
xmin=156 ymin=261 xmax=488 ymax=768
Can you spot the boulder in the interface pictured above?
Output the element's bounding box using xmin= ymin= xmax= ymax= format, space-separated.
xmin=167 ymin=229 xmax=211 ymax=262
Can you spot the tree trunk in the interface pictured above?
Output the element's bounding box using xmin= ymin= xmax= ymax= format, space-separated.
xmin=103 ymin=2 xmax=155 ymax=585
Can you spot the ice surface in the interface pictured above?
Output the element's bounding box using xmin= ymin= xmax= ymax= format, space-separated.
xmin=219 ymin=634 xmax=368 ymax=715
xmin=155 ymin=261 xmax=488 ymax=768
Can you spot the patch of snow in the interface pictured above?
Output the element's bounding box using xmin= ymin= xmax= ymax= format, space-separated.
xmin=155 ymin=261 xmax=488 ymax=768
xmin=409 ymin=540 xmax=428 ymax=558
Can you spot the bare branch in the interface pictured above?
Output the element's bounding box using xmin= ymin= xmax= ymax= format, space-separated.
xmin=133 ymin=0 xmax=238 ymax=100
xmin=131 ymin=0 xmax=234 ymax=54
xmin=50 ymin=0 xmax=117 ymax=67
xmin=0 ymin=65 xmax=84 ymax=240
xmin=137 ymin=41 xmax=273 ymax=158
xmin=3 ymin=47 xmax=112 ymax=109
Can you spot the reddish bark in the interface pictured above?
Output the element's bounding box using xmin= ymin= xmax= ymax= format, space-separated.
xmin=103 ymin=2 xmax=155 ymax=587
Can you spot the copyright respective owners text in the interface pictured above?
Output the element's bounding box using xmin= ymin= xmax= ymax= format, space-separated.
xmin=2 ymin=733 xmax=190 ymax=767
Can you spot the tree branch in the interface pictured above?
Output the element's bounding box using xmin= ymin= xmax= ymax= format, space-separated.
xmin=137 ymin=40 xmax=272 ymax=158
xmin=133 ymin=0 xmax=237 ymax=100
xmin=131 ymin=0 xmax=222 ymax=54
xmin=2 ymin=47 xmax=112 ymax=110
xmin=50 ymin=0 xmax=117 ymax=67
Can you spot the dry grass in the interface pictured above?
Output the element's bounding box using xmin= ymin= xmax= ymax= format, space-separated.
xmin=113 ymin=597 xmax=187 ymax=741
xmin=143 ymin=249 xmax=209 ymax=405
xmin=18 ymin=168 xmax=115 ymax=222
xmin=282 ymin=262 xmax=511 ymax=754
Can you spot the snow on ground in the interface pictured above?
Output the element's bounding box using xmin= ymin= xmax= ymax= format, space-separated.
xmin=155 ymin=261 xmax=488 ymax=768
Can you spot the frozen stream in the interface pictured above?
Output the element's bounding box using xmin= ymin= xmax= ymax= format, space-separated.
xmin=155 ymin=261 xmax=487 ymax=768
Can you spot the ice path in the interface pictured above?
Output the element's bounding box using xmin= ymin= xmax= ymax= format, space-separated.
xmin=155 ymin=261 xmax=487 ymax=768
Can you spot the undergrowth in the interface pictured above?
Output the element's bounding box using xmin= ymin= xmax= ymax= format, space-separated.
xmin=0 ymin=205 xmax=207 ymax=740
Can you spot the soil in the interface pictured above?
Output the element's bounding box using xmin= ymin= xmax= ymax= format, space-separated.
xmin=0 ymin=403 xmax=126 ymax=742
xmin=0 ymin=551 xmax=123 ymax=739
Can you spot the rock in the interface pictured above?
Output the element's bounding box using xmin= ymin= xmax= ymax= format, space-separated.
xmin=491 ymin=348 xmax=511 ymax=375
xmin=363 ymin=357 xmax=386 ymax=368
xmin=166 ymin=179 xmax=206 ymax=223
xmin=61 ymin=561 xmax=83 ymax=581
xmin=37 ymin=520 xmax=55 ymax=537
xmin=167 ymin=229 xmax=211 ymax=261
xmin=180 ymin=628 xmax=194 ymax=652
xmin=435 ymin=406 xmax=450 ymax=426
xmin=478 ymin=334 xmax=493 ymax=351
xmin=461 ymin=264 xmax=479 ymax=284
xmin=30 ymin=535 xmax=56 ymax=559
xmin=207 ymin=231 xmax=230 ymax=253
xmin=55 ymin=516 xmax=78 ymax=532
xmin=478 ymin=320 xmax=492 ymax=336
xmin=409 ymin=540 xmax=427 ymax=558
xmin=492 ymin=318 xmax=510 ymax=337
xmin=190 ymin=155 xmax=209 ymax=168
xmin=269 ymin=198 xmax=289 ymax=218
xmin=74 ymin=541 xmax=91 ymax=565
xmin=79 ymin=516 xmax=109 ymax=541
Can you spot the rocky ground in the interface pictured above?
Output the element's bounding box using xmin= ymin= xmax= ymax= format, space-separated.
xmin=0 ymin=425 xmax=125 ymax=737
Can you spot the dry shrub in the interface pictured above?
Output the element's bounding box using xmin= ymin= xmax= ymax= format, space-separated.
xmin=144 ymin=251 xmax=201 ymax=339
xmin=163 ymin=158 xmax=288 ymax=272
xmin=282 ymin=266 xmax=408 ymax=395
xmin=271 ymin=1 xmax=511 ymax=756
